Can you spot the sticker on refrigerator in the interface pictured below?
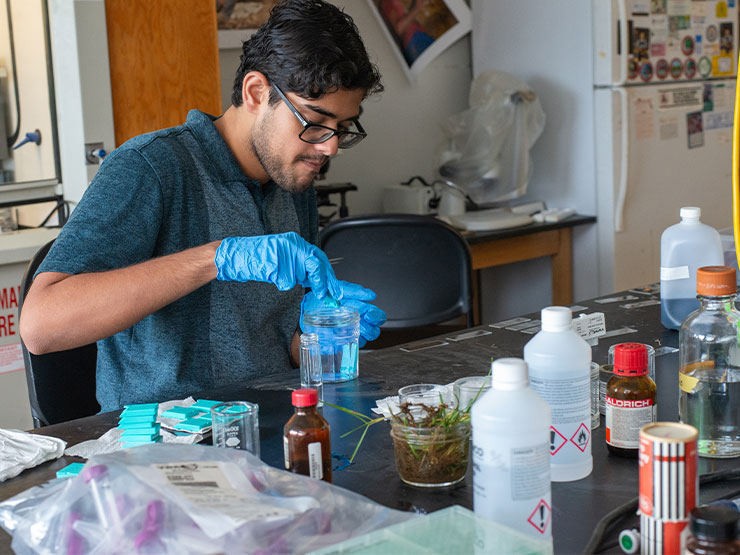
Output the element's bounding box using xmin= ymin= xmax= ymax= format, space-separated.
xmin=632 ymin=3 xmax=650 ymax=16
xmin=640 ymin=62 xmax=654 ymax=81
xmin=698 ymin=56 xmax=712 ymax=78
xmin=631 ymin=27 xmax=651 ymax=63
xmin=651 ymin=43 xmax=667 ymax=57
xmin=691 ymin=2 xmax=706 ymax=17
xmin=651 ymin=15 xmax=669 ymax=42
xmin=628 ymin=59 xmax=640 ymax=80
xmin=668 ymin=16 xmax=690 ymax=39
xmin=686 ymin=111 xmax=704 ymax=149
xmin=684 ymin=58 xmax=697 ymax=78
xmin=658 ymin=85 xmax=701 ymax=109
xmin=703 ymin=84 xmax=714 ymax=111
xmin=635 ymin=98 xmax=655 ymax=139
xmin=651 ymin=0 xmax=666 ymax=14
xmin=716 ymin=1 xmax=728 ymax=18
xmin=706 ymin=25 xmax=718 ymax=43
xmin=719 ymin=22 xmax=733 ymax=54
xmin=712 ymin=54 xmax=733 ymax=76
xmin=704 ymin=111 xmax=733 ymax=130
xmin=667 ymin=0 xmax=690 ymax=16
xmin=681 ymin=36 xmax=694 ymax=56
xmin=659 ymin=114 xmax=679 ymax=140
xmin=710 ymin=83 xmax=732 ymax=109
xmin=670 ymin=58 xmax=683 ymax=78
xmin=656 ymin=58 xmax=669 ymax=78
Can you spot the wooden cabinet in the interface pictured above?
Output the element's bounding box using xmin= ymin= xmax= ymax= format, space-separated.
xmin=105 ymin=0 xmax=222 ymax=146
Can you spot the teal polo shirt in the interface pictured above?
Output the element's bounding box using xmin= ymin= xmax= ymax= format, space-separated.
xmin=38 ymin=110 xmax=318 ymax=412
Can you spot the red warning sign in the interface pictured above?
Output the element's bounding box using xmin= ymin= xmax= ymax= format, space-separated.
xmin=571 ymin=423 xmax=590 ymax=452
xmin=549 ymin=426 xmax=567 ymax=455
xmin=527 ymin=499 xmax=551 ymax=534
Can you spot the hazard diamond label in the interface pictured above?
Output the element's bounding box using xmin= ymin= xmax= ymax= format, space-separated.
xmin=549 ymin=426 xmax=567 ymax=455
xmin=527 ymin=499 xmax=551 ymax=534
xmin=570 ymin=422 xmax=590 ymax=452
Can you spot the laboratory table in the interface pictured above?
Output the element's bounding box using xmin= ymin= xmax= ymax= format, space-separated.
xmin=1 ymin=287 xmax=738 ymax=554
xmin=462 ymin=214 xmax=596 ymax=325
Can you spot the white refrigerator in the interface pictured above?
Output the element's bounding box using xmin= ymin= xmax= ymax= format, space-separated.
xmin=471 ymin=0 xmax=737 ymax=297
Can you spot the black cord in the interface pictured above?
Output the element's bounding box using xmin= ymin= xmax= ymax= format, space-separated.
xmin=37 ymin=200 xmax=74 ymax=228
xmin=583 ymin=468 xmax=740 ymax=554
xmin=400 ymin=176 xmax=431 ymax=187
xmin=5 ymin=0 xmax=21 ymax=147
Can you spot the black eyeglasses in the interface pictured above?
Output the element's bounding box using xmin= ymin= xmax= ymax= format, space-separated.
xmin=272 ymin=83 xmax=367 ymax=149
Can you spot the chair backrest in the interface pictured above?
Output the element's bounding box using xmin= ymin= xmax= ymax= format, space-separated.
xmin=19 ymin=239 xmax=99 ymax=428
xmin=319 ymin=214 xmax=474 ymax=329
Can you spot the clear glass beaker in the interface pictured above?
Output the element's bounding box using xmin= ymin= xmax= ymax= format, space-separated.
xmin=211 ymin=401 xmax=260 ymax=457
xmin=453 ymin=376 xmax=491 ymax=412
xmin=302 ymin=307 xmax=360 ymax=383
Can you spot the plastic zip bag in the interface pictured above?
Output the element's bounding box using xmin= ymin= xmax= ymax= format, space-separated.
xmin=435 ymin=70 xmax=546 ymax=205
xmin=0 ymin=444 xmax=415 ymax=554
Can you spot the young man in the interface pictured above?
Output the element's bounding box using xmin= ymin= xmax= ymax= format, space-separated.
xmin=20 ymin=0 xmax=385 ymax=412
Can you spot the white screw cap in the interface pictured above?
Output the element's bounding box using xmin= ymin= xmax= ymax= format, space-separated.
xmin=491 ymin=358 xmax=529 ymax=390
xmin=541 ymin=306 xmax=572 ymax=332
xmin=680 ymin=206 xmax=700 ymax=221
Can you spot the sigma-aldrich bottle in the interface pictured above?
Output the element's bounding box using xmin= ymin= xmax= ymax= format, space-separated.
xmin=605 ymin=343 xmax=657 ymax=458
xmin=679 ymin=266 xmax=740 ymax=458
xmin=524 ymin=306 xmax=593 ymax=481
xmin=660 ymin=206 xmax=723 ymax=330
xmin=472 ymin=358 xmax=552 ymax=540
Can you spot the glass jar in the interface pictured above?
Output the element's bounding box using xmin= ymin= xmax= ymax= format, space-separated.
xmin=679 ymin=266 xmax=740 ymax=458
xmin=390 ymin=420 xmax=470 ymax=487
xmin=302 ymin=307 xmax=360 ymax=383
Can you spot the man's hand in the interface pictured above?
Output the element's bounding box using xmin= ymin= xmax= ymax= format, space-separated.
xmin=215 ymin=232 xmax=342 ymax=300
xmin=300 ymin=280 xmax=387 ymax=348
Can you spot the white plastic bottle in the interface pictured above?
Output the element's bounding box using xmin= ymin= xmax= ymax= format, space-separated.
xmin=524 ymin=306 xmax=593 ymax=481
xmin=660 ymin=206 xmax=723 ymax=330
xmin=472 ymin=358 xmax=552 ymax=541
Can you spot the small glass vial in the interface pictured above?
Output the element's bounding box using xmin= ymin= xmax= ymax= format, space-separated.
xmin=605 ymin=343 xmax=656 ymax=458
xmin=299 ymin=333 xmax=323 ymax=407
xmin=283 ymin=389 xmax=332 ymax=482
xmin=679 ymin=266 xmax=740 ymax=458
xmin=686 ymin=505 xmax=740 ymax=554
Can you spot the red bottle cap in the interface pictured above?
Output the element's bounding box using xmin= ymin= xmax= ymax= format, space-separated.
xmin=292 ymin=388 xmax=319 ymax=407
xmin=613 ymin=343 xmax=648 ymax=376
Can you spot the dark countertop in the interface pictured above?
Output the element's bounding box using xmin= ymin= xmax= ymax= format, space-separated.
xmin=461 ymin=214 xmax=596 ymax=244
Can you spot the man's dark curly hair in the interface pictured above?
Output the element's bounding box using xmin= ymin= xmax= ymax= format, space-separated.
xmin=231 ymin=0 xmax=383 ymax=107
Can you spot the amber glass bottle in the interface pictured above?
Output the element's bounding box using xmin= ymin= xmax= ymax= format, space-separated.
xmin=686 ymin=505 xmax=740 ymax=554
xmin=606 ymin=343 xmax=657 ymax=458
xmin=283 ymin=389 xmax=332 ymax=483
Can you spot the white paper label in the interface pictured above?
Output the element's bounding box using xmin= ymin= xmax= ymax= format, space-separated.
xmin=572 ymin=313 xmax=607 ymax=341
xmin=660 ymin=265 xmax=690 ymax=280
xmin=308 ymin=442 xmax=323 ymax=480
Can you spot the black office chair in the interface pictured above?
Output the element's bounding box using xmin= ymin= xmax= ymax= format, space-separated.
xmin=18 ymin=239 xmax=99 ymax=428
xmin=319 ymin=214 xmax=474 ymax=348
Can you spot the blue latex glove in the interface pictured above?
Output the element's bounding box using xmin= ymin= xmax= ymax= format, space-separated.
xmin=300 ymin=281 xmax=387 ymax=348
xmin=215 ymin=232 xmax=341 ymax=300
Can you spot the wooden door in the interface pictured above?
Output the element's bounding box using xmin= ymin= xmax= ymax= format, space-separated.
xmin=105 ymin=0 xmax=222 ymax=146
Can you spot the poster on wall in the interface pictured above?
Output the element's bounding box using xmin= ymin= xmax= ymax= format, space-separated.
xmin=367 ymin=0 xmax=472 ymax=82
xmin=216 ymin=0 xmax=278 ymax=49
